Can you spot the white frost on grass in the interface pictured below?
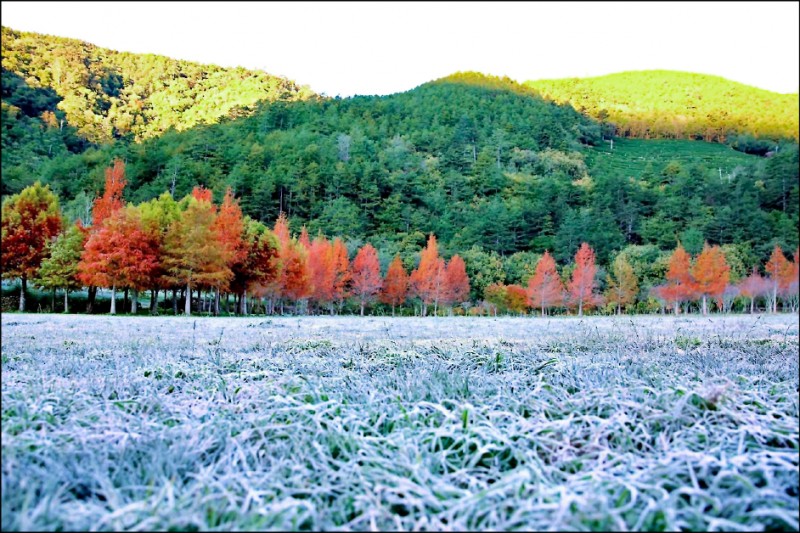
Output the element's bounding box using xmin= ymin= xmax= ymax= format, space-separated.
xmin=1 ymin=313 xmax=798 ymax=531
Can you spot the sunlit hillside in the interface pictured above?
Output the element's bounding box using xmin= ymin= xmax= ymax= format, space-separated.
xmin=526 ymin=70 xmax=799 ymax=142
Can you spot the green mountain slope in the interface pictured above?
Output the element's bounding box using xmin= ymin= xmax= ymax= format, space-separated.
xmin=525 ymin=70 xmax=799 ymax=143
xmin=1 ymin=26 xmax=315 ymax=144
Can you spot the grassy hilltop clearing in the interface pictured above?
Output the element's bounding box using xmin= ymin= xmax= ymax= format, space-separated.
xmin=2 ymin=314 xmax=798 ymax=531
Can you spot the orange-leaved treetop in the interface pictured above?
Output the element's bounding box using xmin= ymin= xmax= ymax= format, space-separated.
xmin=1 ymin=182 xmax=63 ymax=311
xmin=191 ymin=185 xmax=214 ymax=204
xmin=91 ymin=159 xmax=127 ymax=228
xmin=443 ymin=254 xmax=470 ymax=313
xmin=163 ymin=196 xmax=231 ymax=316
xmin=380 ymin=255 xmax=408 ymax=316
xmin=656 ymin=243 xmax=696 ymax=315
xmin=212 ymin=188 xmax=245 ymax=314
xmin=764 ymin=245 xmax=791 ymax=313
xmin=505 ymin=284 xmax=528 ymax=315
xmin=691 ymin=243 xmax=730 ymax=315
xmin=279 ymin=240 xmax=311 ymax=309
xmin=568 ymin=243 xmax=602 ymax=316
xmin=410 ymin=234 xmax=441 ymax=316
xmin=737 ymin=266 xmax=770 ymax=314
xmin=298 ymin=226 xmax=312 ymax=251
xmin=350 ymin=243 xmax=382 ymax=316
xmin=308 ymin=235 xmax=335 ymax=313
xmin=527 ymin=251 xmax=564 ymax=316
xmin=330 ymin=238 xmax=351 ymax=312
xmin=78 ymin=205 xmax=159 ymax=315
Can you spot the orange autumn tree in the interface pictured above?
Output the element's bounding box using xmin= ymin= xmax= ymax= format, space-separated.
xmin=505 ymin=284 xmax=528 ymax=315
xmin=78 ymin=205 xmax=159 ymax=315
xmin=380 ymin=255 xmax=409 ymax=316
xmin=85 ymin=159 xmax=128 ymax=312
xmin=410 ymin=234 xmax=441 ymax=316
xmin=163 ymin=196 xmax=232 ymax=316
xmin=330 ymin=238 xmax=351 ymax=313
xmin=527 ymin=251 xmax=564 ymax=316
xmin=351 ymin=243 xmax=382 ymax=316
xmin=691 ymin=243 xmax=730 ymax=315
xmin=442 ymin=254 xmax=470 ymax=313
xmin=764 ymin=245 xmax=791 ymax=313
xmin=212 ymin=188 xmax=245 ymax=315
xmin=308 ymin=235 xmax=335 ymax=313
xmin=1 ymin=182 xmax=63 ymax=311
xmin=280 ymin=241 xmax=312 ymax=313
xmin=92 ymin=159 xmax=127 ymax=227
xmin=655 ymin=243 xmax=696 ymax=314
xmin=568 ymin=242 xmax=602 ymax=316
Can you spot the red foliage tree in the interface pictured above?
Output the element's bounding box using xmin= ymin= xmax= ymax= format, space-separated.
xmin=442 ymin=254 xmax=470 ymax=312
xmin=691 ymin=243 xmax=730 ymax=315
xmin=298 ymin=226 xmax=312 ymax=251
xmin=1 ymin=182 xmax=63 ymax=311
xmin=568 ymin=243 xmax=602 ymax=316
xmin=351 ymin=243 xmax=382 ymax=315
xmin=191 ymin=185 xmax=214 ymax=204
xmin=380 ymin=255 xmax=408 ymax=316
xmin=280 ymin=241 xmax=312 ymax=309
xmin=737 ymin=266 xmax=770 ymax=314
xmin=527 ymin=251 xmax=564 ymax=316
xmin=78 ymin=206 xmax=159 ymax=314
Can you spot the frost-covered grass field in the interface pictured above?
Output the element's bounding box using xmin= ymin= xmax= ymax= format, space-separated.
xmin=2 ymin=314 xmax=798 ymax=531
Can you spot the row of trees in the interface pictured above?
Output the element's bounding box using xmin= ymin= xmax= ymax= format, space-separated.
xmin=1 ymin=161 xmax=472 ymax=316
xmin=481 ymin=241 xmax=798 ymax=316
xmin=2 ymin=162 xmax=798 ymax=316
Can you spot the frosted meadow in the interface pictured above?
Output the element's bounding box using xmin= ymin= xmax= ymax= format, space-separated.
xmin=1 ymin=313 xmax=798 ymax=531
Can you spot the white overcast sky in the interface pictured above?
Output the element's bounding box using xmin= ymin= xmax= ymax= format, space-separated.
xmin=2 ymin=1 xmax=798 ymax=96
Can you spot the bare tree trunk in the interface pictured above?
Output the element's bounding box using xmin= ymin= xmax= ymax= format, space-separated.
xmin=51 ymin=288 xmax=56 ymax=312
xmin=185 ymin=282 xmax=191 ymax=316
xmin=150 ymin=289 xmax=158 ymax=315
xmin=123 ymin=287 xmax=129 ymax=314
xmin=392 ymin=304 xmax=395 ymax=317
xmin=360 ymin=301 xmax=365 ymax=316
xmin=110 ymin=285 xmax=117 ymax=315
xmin=214 ymin=287 xmax=220 ymax=316
xmin=578 ymin=300 xmax=583 ymax=317
xmin=19 ymin=277 xmax=27 ymax=312
xmin=172 ymin=288 xmax=178 ymax=315
xmin=87 ymin=286 xmax=97 ymax=314
xmin=242 ymin=291 xmax=248 ymax=316
xmin=64 ymin=289 xmax=69 ymax=313
xmin=131 ymin=289 xmax=138 ymax=314
xmin=702 ymin=295 xmax=708 ymax=316
xmin=750 ymin=297 xmax=755 ymax=314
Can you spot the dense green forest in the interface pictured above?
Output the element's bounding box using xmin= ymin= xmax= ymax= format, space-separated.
xmin=526 ymin=70 xmax=799 ymax=145
xmin=2 ymin=28 xmax=798 ymax=287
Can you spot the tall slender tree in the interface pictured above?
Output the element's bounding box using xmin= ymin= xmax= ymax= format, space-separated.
xmin=527 ymin=251 xmax=564 ymax=316
xmin=35 ymin=222 xmax=85 ymax=313
xmin=604 ymin=254 xmax=638 ymax=315
xmin=691 ymin=243 xmax=730 ymax=315
xmin=380 ymin=255 xmax=408 ymax=316
xmin=350 ymin=243 xmax=382 ymax=315
xmin=764 ymin=245 xmax=790 ymax=313
xmin=568 ymin=242 xmax=601 ymax=316
xmin=410 ymin=234 xmax=441 ymax=316
xmin=443 ymin=254 xmax=470 ymax=313
xmin=212 ymin=188 xmax=245 ymax=314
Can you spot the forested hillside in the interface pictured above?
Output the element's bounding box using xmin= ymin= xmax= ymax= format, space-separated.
xmin=2 ymin=29 xmax=798 ymax=287
xmin=526 ymin=70 xmax=799 ymax=144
